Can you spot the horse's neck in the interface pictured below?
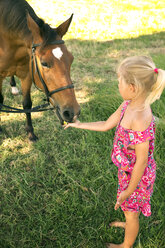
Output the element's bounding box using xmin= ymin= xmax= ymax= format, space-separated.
xmin=0 ymin=28 xmax=32 ymax=51
xmin=0 ymin=30 xmax=31 ymax=77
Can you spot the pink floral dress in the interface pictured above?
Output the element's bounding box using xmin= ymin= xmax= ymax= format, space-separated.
xmin=111 ymin=101 xmax=156 ymax=216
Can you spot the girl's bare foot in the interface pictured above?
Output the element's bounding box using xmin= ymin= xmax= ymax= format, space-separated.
xmin=109 ymin=221 xmax=126 ymax=229
xmin=106 ymin=243 xmax=124 ymax=248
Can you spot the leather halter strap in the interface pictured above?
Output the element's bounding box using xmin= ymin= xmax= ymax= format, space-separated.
xmin=31 ymin=40 xmax=74 ymax=102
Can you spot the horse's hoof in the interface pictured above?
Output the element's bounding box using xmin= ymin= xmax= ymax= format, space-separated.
xmin=28 ymin=133 xmax=38 ymax=142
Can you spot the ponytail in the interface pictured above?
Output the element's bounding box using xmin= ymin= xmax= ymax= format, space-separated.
xmin=145 ymin=68 xmax=165 ymax=106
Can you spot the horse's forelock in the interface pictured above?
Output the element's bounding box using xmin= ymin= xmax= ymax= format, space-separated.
xmin=40 ymin=23 xmax=58 ymax=48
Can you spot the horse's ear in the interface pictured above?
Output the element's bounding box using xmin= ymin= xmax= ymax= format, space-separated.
xmin=56 ymin=14 xmax=73 ymax=38
xmin=26 ymin=13 xmax=42 ymax=43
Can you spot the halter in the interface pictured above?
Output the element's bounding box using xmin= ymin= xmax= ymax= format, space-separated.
xmin=31 ymin=40 xmax=74 ymax=103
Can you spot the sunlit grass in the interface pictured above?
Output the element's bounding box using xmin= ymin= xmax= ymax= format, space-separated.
xmin=27 ymin=0 xmax=165 ymax=40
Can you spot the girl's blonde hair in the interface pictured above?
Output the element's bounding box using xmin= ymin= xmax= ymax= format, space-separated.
xmin=117 ymin=55 xmax=165 ymax=106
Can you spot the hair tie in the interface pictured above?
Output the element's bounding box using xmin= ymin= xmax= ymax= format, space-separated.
xmin=154 ymin=68 xmax=158 ymax=74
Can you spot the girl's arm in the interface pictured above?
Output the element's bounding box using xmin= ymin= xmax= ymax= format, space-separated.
xmin=115 ymin=141 xmax=149 ymax=210
xmin=125 ymin=141 xmax=149 ymax=195
xmin=64 ymin=102 xmax=124 ymax=132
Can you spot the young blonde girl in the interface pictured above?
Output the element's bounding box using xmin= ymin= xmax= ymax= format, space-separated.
xmin=64 ymin=56 xmax=165 ymax=248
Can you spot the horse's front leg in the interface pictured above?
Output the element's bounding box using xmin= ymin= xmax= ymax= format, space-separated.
xmin=21 ymin=76 xmax=38 ymax=141
xmin=23 ymin=93 xmax=38 ymax=141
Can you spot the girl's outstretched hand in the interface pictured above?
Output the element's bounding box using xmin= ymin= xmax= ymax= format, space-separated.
xmin=63 ymin=119 xmax=80 ymax=130
xmin=114 ymin=190 xmax=129 ymax=210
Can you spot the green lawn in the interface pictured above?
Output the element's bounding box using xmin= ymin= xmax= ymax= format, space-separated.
xmin=0 ymin=1 xmax=165 ymax=248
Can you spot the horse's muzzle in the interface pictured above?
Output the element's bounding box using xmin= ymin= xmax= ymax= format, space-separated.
xmin=56 ymin=106 xmax=80 ymax=125
xmin=62 ymin=106 xmax=80 ymax=123
xmin=62 ymin=107 xmax=74 ymax=122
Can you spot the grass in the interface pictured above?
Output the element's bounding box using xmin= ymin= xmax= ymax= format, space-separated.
xmin=0 ymin=1 xmax=165 ymax=248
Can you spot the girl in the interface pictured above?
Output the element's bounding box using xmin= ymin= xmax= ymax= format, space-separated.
xmin=64 ymin=56 xmax=165 ymax=248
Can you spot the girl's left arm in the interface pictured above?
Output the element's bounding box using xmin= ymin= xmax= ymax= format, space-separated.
xmin=115 ymin=141 xmax=149 ymax=210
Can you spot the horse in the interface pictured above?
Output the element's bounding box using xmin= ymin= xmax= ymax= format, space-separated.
xmin=0 ymin=0 xmax=80 ymax=141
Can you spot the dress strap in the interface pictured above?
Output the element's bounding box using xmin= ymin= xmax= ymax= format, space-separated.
xmin=128 ymin=117 xmax=156 ymax=145
xmin=120 ymin=101 xmax=130 ymax=122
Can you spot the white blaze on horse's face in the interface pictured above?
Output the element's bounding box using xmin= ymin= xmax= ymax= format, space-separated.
xmin=52 ymin=47 xmax=63 ymax=60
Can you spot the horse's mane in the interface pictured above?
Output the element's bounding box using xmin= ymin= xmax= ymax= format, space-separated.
xmin=0 ymin=0 xmax=58 ymax=45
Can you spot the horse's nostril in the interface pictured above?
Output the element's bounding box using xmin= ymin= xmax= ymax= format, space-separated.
xmin=63 ymin=110 xmax=70 ymax=119
xmin=63 ymin=108 xmax=74 ymax=122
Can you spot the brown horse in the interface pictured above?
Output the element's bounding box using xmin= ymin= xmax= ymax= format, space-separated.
xmin=0 ymin=0 xmax=80 ymax=141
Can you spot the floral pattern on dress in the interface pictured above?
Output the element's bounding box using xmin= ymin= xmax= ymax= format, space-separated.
xmin=111 ymin=101 xmax=156 ymax=217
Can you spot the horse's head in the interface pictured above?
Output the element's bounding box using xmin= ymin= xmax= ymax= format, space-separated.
xmin=27 ymin=14 xmax=80 ymax=124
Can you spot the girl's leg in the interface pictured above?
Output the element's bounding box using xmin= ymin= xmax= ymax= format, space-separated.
xmin=123 ymin=211 xmax=140 ymax=248
xmin=107 ymin=211 xmax=140 ymax=248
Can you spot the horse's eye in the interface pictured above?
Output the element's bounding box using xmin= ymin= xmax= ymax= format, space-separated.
xmin=41 ymin=62 xmax=50 ymax=68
